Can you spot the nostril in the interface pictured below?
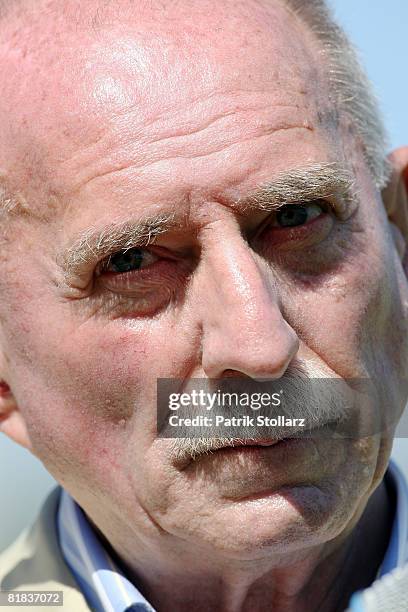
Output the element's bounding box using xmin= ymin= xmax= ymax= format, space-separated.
xmin=221 ymin=369 xmax=251 ymax=379
xmin=0 ymin=381 xmax=10 ymax=394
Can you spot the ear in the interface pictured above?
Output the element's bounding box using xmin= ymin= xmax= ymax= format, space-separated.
xmin=382 ymin=146 xmax=408 ymax=274
xmin=0 ymin=381 xmax=32 ymax=450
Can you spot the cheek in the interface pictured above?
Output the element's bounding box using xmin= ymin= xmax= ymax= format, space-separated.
xmin=282 ymin=226 xmax=407 ymax=379
xmin=1 ymin=278 xmax=198 ymax=503
xmin=2 ymin=308 xmax=166 ymax=488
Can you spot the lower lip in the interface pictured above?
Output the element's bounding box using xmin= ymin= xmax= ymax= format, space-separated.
xmin=190 ymin=438 xmax=315 ymax=500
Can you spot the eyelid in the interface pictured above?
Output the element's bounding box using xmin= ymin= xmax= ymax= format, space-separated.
xmin=94 ymin=241 xmax=190 ymax=278
xmin=276 ymin=196 xmax=349 ymax=217
xmin=269 ymin=200 xmax=327 ymax=228
xmin=253 ymin=198 xmax=330 ymax=236
xmin=95 ymin=247 xmax=159 ymax=276
xmin=280 ymin=198 xmax=330 ymax=212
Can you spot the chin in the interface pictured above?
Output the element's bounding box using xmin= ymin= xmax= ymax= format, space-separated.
xmin=184 ymin=484 xmax=351 ymax=561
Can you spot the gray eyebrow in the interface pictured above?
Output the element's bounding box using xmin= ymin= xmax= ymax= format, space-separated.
xmin=238 ymin=162 xmax=356 ymax=214
xmin=57 ymin=162 xmax=356 ymax=281
xmin=57 ymin=212 xmax=179 ymax=280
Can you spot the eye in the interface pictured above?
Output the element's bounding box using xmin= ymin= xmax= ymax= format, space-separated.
xmin=274 ymin=201 xmax=326 ymax=228
xmin=103 ymin=247 xmax=158 ymax=274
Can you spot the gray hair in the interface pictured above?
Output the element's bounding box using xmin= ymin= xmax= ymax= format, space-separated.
xmin=283 ymin=0 xmax=391 ymax=189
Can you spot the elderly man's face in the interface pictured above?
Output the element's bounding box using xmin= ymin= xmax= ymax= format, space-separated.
xmin=0 ymin=0 xmax=407 ymax=564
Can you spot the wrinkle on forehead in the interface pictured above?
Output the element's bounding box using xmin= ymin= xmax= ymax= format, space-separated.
xmin=0 ymin=0 xmax=332 ymax=221
xmin=0 ymin=0 xmax=325 ymax=121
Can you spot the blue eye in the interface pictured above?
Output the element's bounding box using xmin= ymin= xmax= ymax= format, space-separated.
xmin=276 ymin=202 xmax=325 ymax=228
xmin=108 ymin=248 xmax=148 ymax=273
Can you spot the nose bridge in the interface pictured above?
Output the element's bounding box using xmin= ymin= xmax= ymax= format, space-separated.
xmin=206 ymin=237 xmax=280 ymax=330
xmin=194 ymin=231 xmax=299 ymax=379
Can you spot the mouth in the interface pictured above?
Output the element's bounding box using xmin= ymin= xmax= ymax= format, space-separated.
xmin=171 ymin=419 xmax=339 ymax=469
xmin=174 ymin=436 xmax=317 ymax=485
xmin=173 ymin=434 xmax=328 ymax=503
xmin=204 ymin=437 xmax=300 ymax=456
xmin=172 ymin=435 xmax=302 ymax=470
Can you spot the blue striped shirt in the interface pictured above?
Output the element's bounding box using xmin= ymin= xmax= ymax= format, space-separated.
xmin=57 ymin=491 xmax=154 ymax=611
xmin=57 ymin=460 xmax=408 ymax=612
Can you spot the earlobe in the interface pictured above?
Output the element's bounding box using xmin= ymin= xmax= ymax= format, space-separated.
xmin=0 ymin=381 xmax=32 ymax=450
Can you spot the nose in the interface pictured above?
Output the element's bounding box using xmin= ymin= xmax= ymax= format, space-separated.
xmin=197 ymin=232 xmax=299 ymax=380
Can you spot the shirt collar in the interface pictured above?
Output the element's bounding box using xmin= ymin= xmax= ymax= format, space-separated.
xmin=378 ymin=459 xmax=408 ymax=576
xmin=57 ymin=489 xmax=156 ymax=612
xmin=57 ymin=459 xmax=408 ymax=612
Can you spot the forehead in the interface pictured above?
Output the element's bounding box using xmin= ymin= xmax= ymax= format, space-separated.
xmin=0 ymin=0 xmax=332 ymax=221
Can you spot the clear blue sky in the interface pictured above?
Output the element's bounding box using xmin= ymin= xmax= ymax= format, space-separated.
xmin=330 ymin=0 xmax=408 ymax=150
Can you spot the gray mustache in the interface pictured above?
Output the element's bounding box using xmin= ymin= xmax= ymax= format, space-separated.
xmin=164 ymin=364 xmax=384 ymax=463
